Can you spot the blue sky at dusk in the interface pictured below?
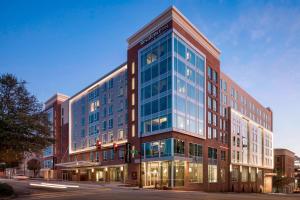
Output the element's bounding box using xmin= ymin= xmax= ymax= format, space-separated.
xmin=1 ymin=0 xmax=300 ymax=155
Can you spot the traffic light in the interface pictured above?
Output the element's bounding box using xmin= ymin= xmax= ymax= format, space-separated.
xmin=96 ymin=140 xmax=102 ymax=150
xmin=113 ymin=143 xmax=118 ymax=152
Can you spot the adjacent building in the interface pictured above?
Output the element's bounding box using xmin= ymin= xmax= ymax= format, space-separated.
xmin=295 ymin=155 xmax=300 ymax=190
xmin=273 ymin=148 xmax=295 ymax=193
xmin=42 ymin=6 xmax=274 ymax=192
xmin=41 ymin=93 xmax=69 ymax=179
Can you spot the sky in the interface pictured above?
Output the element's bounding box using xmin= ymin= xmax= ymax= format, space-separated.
xmin=1 ymin=0 xmax=300 ymax=155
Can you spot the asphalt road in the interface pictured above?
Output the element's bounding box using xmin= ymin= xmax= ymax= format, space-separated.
xmin=1 ymin=179 xmax=300 ymax=200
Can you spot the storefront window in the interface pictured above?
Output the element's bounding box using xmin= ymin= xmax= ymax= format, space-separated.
xmin=189 ymin=163 xmax=203 ymax=183
xmin=231 ymin=166 xmax=239 ymax=182
xmin=241 ymin=166 xmax=248 ymax=182
xmin=208 ymin=164 xmax=217 ymax=183
xmin=250 ymin=168 xmax=256 ymax=182
xmin=174 ymin=161 xmax=185 ymax=186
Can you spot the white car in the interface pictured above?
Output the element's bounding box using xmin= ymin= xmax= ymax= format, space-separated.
xmin=12 ymin=174 xmax=29 ymax=180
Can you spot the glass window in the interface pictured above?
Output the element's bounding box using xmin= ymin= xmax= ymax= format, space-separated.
xmin=160 ymin=139 xmax=172 ymax=157
xmin=241 ymin=167 xmax=248 ymax=182
xmin=159 ymin=96 xmax=167 ymax=111
xmin=176 ymin=77 xmax=186 ymax=95
xmin=151 ymin=64 xmax=159 ymax=79
xmin=152 ymin=99 xmax=159 ymax=114
xmin=186 ymin=67 xmax=195 ymax=82
xmin=176 ymin=96 xmax=186 ymax=113
xmin=177 ymin=59 xmax=185 ymax=77
xmin=208 ymin=165 xmax=217 ymax=183
xmin=160 ymin=59 xmax=167 ymax=75
xmin=159 ymin=78 xmax=167 ymax=93
xmin=189 ymin=163 xmax=203 ymax=183
xmin=152 ymin=82 xmax=159 ymax=97
xmin=196 ymin=56 xmax=204 ymax=72
xmin=177 ymin=40 xmax=186 ymax=58
xmin=174 ymin=139 xmax=184 ymax=156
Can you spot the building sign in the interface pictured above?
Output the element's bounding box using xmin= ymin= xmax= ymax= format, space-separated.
xmin=139 ymin=24 xmax=169 ymax=46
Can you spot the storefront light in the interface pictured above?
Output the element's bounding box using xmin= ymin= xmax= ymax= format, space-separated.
xmin=76 ymin=169 xmax=79 ymax=173
xmin=120 ymin=166 xmax=124 ymax=171
xmin=105 ymin=167 xmax=108 ymax=172
xmin=189 ymin=167 xmax=192 ymax=173
xmin=91 ymin=168 xmax=94 ymax=173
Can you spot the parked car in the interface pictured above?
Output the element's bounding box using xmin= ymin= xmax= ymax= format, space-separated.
xmin=12 ymin=174 xmax=29 ymax=180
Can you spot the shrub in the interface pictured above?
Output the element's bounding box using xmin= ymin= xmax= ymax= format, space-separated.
xmin=0 ymin=183 xmax=14 ymax=197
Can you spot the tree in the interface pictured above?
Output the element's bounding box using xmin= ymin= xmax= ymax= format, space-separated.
xmin=27 ymin=159 xmax=41 ymax=177
xmin=0 ymin=73 xmax=54 ymax=167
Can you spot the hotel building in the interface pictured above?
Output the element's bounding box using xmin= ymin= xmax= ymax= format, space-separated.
xmin=41 ymin=93 xmax=69 ymax=179
xmin=43 ymin=6 xmax=274 ymax=192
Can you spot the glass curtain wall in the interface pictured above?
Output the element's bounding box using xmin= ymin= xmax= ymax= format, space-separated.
xmin=139 ymin=32 xmax=205 ymax=138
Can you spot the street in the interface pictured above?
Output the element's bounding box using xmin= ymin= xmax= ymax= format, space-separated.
xmin=1 ymin=179 xmax=300 ymax=200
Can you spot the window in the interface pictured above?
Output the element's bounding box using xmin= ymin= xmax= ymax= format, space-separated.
xmin=118 ymin=129 xmax=124 ymax=140
xmin=208 ymin=112 xmax=212 ymax=124
xmin=109 ymin=149 xmax=114 ymax=160
xmin=90 ymin=152 xmax=94 ymax=161
xmin=250 ymin=168 xmax=256 ymax=182
xmin=103 ymin=151 xmax=108 ymax=161
xmin=189 ymin=163 xmax=203 ymax=183
xmin=241 ymin=167 xmax=248 ymax=182
xmin=221 ymin=151 xmax=226 ymax=161
xmin=108 ymin=132 xmax=113 ymax=143
xmin=131 ymin=78 xmax=135 ymax=90
xmin=208 ymin=67 xmax=212 ymax=80
xmin=232 ymin=167 xmax=239 ymax=182
xmin=212 ymin=71 xmax=218 ymax=83
xmin=146 ymin=51 xmax=158 ymax=65
xmin=102 ymin=107 xmax=107 ymax=117
xmin=119 ymin=148 xmax=125 ymax=160
xmin=109 ymin=105 xmax=113 ymax=115
xmin=208 ymin=164 xmax=217 ymax=183
xmin=118 ymin=115 xmax=123 ymax=126
xmin=208 ymin=126 xmax=212 ymax=139
xmin=174 ymin=139 xmax=184 ymax=156
xmin=189 ymin=143 xmax=203 ymax=158
xmin=102 ymin=121 xmax=107 ymax=131
xmin=108 ymin=119 xmax=113 ymax=129
xmin=208 ymin=147 xmax=217 ymax=160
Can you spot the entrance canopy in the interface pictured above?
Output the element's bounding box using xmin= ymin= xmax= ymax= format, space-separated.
xmin=55 ymin=161 xmax=100 ymax=168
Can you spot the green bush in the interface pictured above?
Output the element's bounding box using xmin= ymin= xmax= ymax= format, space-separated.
xmin=0 ymin=183 xmax=14 ymax=197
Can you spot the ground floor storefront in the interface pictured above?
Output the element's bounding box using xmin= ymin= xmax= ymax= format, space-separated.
xmin=59 ymin=164 xmax=128 ymax=183
xmin=229 ymin=164 xmax=274 ymax=193
xmin=140 ymin=159 xmax=217 ymax=191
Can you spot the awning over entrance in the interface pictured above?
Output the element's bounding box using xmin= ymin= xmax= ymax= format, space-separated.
xmin=55 ymin=161 xmax=100 ymax=168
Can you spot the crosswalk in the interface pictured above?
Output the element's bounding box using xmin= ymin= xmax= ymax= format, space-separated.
xmin=21 ymin=188 xmax=111 ymax=199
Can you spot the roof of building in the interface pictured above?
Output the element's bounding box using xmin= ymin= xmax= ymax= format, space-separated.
xmin=44 ymin=93 xmax=69 ymax=109
xmin=127 ymin=6 xmax=221 ymax=59
xmin=274 ymin=148 xmax=295 ymax=157
xmin=68 ymin=62 xmax=127 ymax=102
